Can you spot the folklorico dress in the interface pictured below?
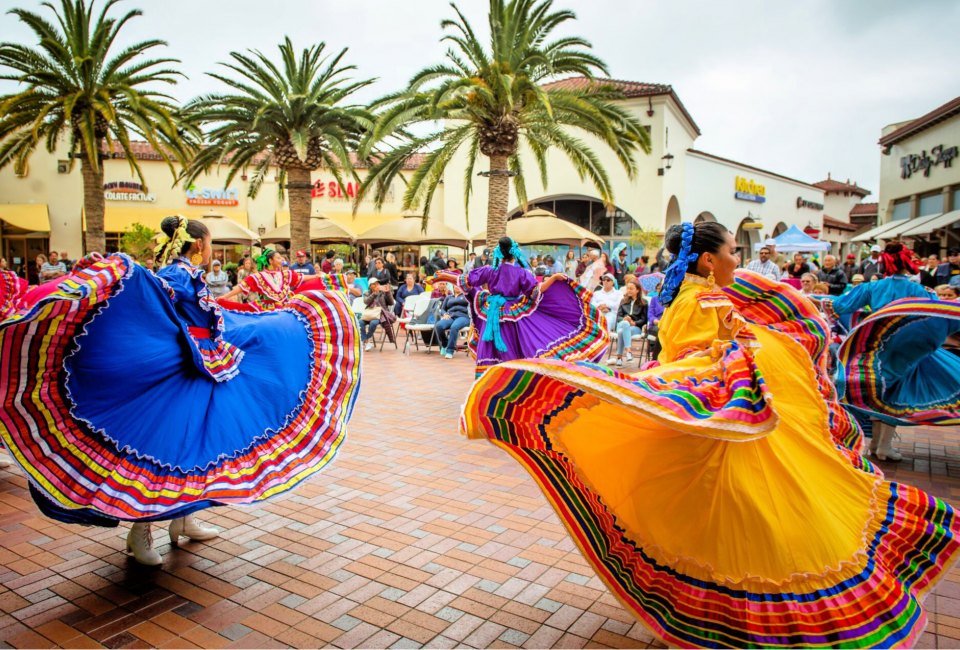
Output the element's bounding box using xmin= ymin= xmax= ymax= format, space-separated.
xmin=441 ymin=263 xmax=608 ymax=377
xmin=240 ymin=268 xmax=303 ymax=310
xmin=0 ymin=254 xmax=361 ymax=525
xmin=460 ymin=270 xmax=959 ymax=648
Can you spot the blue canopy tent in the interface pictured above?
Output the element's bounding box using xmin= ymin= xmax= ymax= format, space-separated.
xmin=754 ymin=225 xmax=831 ymax=253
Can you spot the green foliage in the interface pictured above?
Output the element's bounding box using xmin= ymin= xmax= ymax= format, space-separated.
xmin=119 ymin=222 xmax=157 ymax=260
xmin=357 ymin=0 xmax=652 ymax=228
xmin=0 ymin=0 xmax=194 ymax=180
xmin=629 ymin=227 xmax=663 ymax=254
xmin=182 ymin=38 xmax=373 ymax=198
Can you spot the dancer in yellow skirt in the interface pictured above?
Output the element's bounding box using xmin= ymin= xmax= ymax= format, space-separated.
xmin=461 ymin=221 xmax=960 ymax=648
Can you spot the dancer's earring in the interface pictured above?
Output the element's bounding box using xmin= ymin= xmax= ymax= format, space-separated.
xmin=190 ymin=244 xmax=203 ymax=266
xmin=707 ymin=271 xmax=716 ymax=288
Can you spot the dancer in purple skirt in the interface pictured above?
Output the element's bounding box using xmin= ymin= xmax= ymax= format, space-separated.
xmin=436 ymin=237 xmax=608 ymax=377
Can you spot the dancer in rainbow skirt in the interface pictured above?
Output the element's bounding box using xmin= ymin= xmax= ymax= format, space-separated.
xmin=0 ymin=216 xmax=361 ymax=566
xmin=434 ymin=236 xmax=608 ymax=377
xmin=459 ymin=221 xmax=960 ymax=648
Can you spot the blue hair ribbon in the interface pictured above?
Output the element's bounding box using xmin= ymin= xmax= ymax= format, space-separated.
xmin=491 ymin=238 xmax=530 ymax=270
xmin=659 ymin=222 xmax=698 ymax=306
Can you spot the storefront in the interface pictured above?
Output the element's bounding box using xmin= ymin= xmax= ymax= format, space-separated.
xmin=858 ymin=96 xmax=960 ymax=255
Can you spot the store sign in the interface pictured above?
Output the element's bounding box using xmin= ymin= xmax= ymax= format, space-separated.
xmin=900 ymin=144 xmax=958 ymax=179
xmin=103 ymin=181 xmax=156 ymax=202
xmin=186 ymin=186 xmax=240 ymax=206
xmin=734 ymin=176 xmax=766 ymax=203
xmin=312 ymin=180 xmax=361 ymax=200
xmin=796 ymin=197 xmax=824 ymax=210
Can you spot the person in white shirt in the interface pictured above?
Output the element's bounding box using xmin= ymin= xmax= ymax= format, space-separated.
xmin=745 ymin=246 xmax=781 ymax=281
xmin=590 ymin=273 xmax=622 ymax=332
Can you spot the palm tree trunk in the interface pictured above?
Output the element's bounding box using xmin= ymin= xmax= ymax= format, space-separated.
xmin=485 ymin=155 xmax=510 ymax=249
xmin=81 ymin=153 xmax=106 ymax=254
xmin=288 ymin=166 xmax=312 ymax=258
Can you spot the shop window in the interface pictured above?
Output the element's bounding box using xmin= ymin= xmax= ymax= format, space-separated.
xmin=891 ymin=198 xmax=910 ymax=221
xmin=918 ymin=192 xmax=944 ymax=217
xmin=953 ymin=187 xmax=960 ymax=212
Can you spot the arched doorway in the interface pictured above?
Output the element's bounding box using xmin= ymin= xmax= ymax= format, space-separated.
xmin=771 ymin=221 xmax=787 ymax=238
xmin=735 ymin=217 xmax=762 ymax=262
xmin=665 ymin=196 xmax=681 ymax=229
xmin=508 ymin=194 xmax=639 ymax=257
xmin=695 ymin=211 xmax=716 ymax=224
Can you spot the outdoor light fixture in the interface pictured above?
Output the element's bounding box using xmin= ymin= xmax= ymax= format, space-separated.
xmin=657 ymin=153 xmax=674 ymax=176
xmin=257 ymin=226 xmax=266 ymax=236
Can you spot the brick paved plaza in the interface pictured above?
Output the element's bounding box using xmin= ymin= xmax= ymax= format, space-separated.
xmin=1 ymin=348 xmax=960 ymax=649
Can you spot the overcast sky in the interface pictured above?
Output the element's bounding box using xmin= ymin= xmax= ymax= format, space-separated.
xmin=2 ymin=0 xmax=958 ymax=196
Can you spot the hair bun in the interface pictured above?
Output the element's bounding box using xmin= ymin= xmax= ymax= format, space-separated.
xmin=664 ymin=224 xmax=684 ymax=255
xmin=160 ymin=216 xmax=180 ymax=237
xmin=884 ymin=242 xmax=903 ymax=255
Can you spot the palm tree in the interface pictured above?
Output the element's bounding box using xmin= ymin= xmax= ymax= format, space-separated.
xmin=358 ymin=0 xmax=651 ymax=248
xmin=0 ymin=0 xmax=193 ymax=254
xmin=182 ymin=39 xmax=372 ymax=257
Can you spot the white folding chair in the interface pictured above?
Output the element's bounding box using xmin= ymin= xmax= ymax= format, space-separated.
xmin=404 ymin=294 xmax=439 ymax=354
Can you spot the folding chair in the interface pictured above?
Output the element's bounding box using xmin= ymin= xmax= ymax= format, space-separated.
xmin=405 ymin=295 xmax=442 ymax=353
xmin=402 ymin=294 xmax=434 ymax=354
xmin=397 ymin=294 xmax=420 ymax=352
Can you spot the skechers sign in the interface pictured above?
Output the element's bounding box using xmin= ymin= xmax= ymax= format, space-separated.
xmin=186 ymin=186 xmax=240 ymax=207
xmin=103 ymin=181 xmax=156 ymax=202
xmin=734 ymin=176 xmax=766 ymax=203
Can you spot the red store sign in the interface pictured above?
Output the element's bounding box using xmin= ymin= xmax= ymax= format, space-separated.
xmin=311 ymin=180 xmax=361 ymax=199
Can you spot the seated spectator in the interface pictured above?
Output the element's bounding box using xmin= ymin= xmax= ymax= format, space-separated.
xmin=608 ymin=280 xmax=647 ymax=368
xmin=333 ymin=258 xmax=345 ymax=275
xmin=849 ymin=273 xmax=865 ymax=287
xmin=321 ymin=250 xmax=336 ymax=274
xmin=745 ymin=246 xmax=781 ymax=281
xmin=395 ymin=272 xmax=424 ymax=316
xmin=446 ymin=258 xmax=459 ymax=271
xmin=785 ymin=253 xmax=811 ymax=279
xmin=40 ymin=251 xmax=68 ymax=283
xmin=431 ymin=280 xmax=451 ymax=298
xmin=935 ymin=248 xmax=960 ymax=285
xmin=646 ymin=280 xmax=664 ymax=358
xmin=434 ymin=283 xmax=470 ymax=359
xmin=590 ymin=273 xmax=621 ymax=332
xmin=799 ymin=272 xmax=817 ymax=295
xmin=816 ymin=255 xmax=847 ymax=295
xmin=344 ymin=269 xmax=363 ymax=298
xmin=360 ymin=276 xmax=395 ymax=351
xmin=936 ymin=284 xmax=959 ymax=301
xmin=205 ymin=260 xmax=232 ymax=298
xmin=371 ymin=257 xmax=392 ymax=289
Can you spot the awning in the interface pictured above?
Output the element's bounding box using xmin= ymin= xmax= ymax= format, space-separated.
xmin=357 ymin=215 xmax=470 ymax=249
xmin=0 ymin=204 xmax=50 ymax=232
xmin=851 ymin=218 xmax=916 ymax=242
xmin=83 ymin=206 xmax=249 ymax=232
xmin=262 ymin=217 xmax=356 ymax=244
xmin=276 ymin=210 xmax=399 ymax=233
xmin=897 ymin=209 xmax=960 ymax=239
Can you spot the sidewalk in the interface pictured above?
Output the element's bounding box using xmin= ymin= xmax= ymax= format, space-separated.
xmin=0 ymin=349 xmax=958 ymax=648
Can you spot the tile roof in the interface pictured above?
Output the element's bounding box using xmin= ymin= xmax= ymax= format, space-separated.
xmin=812 ymin=175 xmax=871 ymax=197
xmin=849 ymin=202 xmax=879 ymax=217
xmin=542 ymin=77 xmax=701 ymax=135
xmin=822 ymin=215 xmax=859 ymax=232
xmin=100 ymin=141 xmax=426 ymax=170
xmin=879 ymin=96 xmax=960 ymax=148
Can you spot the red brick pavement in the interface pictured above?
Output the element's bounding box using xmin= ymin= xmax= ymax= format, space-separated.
xmin=0 ymin=347 xmax=959 ymax=649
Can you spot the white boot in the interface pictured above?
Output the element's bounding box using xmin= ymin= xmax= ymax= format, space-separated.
xmin=126 ymin=523 xmax=162 ymax=566
xmin=168 ymin=515 xmax=219 ymax=546
xmin=875 ymin=422 xmax=904 ymax=462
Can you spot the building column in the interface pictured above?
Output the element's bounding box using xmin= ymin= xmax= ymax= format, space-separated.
xmin=909 ymin=194 xmax=919 ymax=220
xmin=943 ymin=186 xmax=953 ymax=214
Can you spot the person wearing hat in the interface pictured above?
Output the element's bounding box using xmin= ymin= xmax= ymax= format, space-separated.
xmin=344 ymin=268 xmax=363 ymax=298
xmin=935 ymin=247 xmax=960 ymax=286
xmin=205 ymin=258 xmax=232 ymax=299
xmin=360 ymin=275 xmax=396 ymax=351
xmin=590 ymin=272 xmax=622 ymax=333
xmin=857 ymin=244 xmax=883 ymax=279
xmin=290 ymin=250 xmax=317 ymax=275
xmin=841 ymin=253 xmax=858 ymax=281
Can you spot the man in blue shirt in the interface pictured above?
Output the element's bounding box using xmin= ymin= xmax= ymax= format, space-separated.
xmin=290 ymin=250 xmax=316 ymax=275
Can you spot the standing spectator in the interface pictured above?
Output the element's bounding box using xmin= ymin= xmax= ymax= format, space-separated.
xmin=817 ymin=254 xmax=847 ymax=295
xmin=919 ymin=255 xmax=940 ymax=289
xmin=591 ymin=273 xmax=622 ymax=332
xmin=367 ymin=251 xmax=382 ymax=277
xmin=765 ymin=239 xmax=786 ymax=268
xmin=321 ymin=250 xmax=336 ymax=274
xmin=841 ymin=253 xmax=858 ymax=281
xmin=579 ymin=249 xmax=603 ymax=289
xmin=371 ymin=257 xmax=392 ymax=288
xmin=434 ymin=283 xmax=470 ymax=359
xmin=0 ymin=257 xmax=7 ymax=271
xmin=608 ymin=280 xmax=646 ymax=368
xmin=465 ymin=252 xmax=478 ymax=271
xmin=935 ymin=248 xmax=960 ymax=285
xmin=745 ymin=246 xmax=781 ymax=281
xmin=418 ymin=256 xmax=431 ymax=282
xmin=384 ymin=252 xmax=400 ymax=285
xmin=40 ymin=251 xmax=67 ymax=283
xmin=141 ymin=255 xmax=157 ymax=274
xmin=360 ymin=276 xmax=395 ymax=351
xmin=613 ymin=247 xmax=630 ymax=285
xmin=446 ymin=258 xmax=460 ymax=272
xmin=236 ymin=257 xmax=254 ymax=284
xmin=546 ymin=255 xmax=564 ymax=276
xmin=785 ymin=253 xmax=811 ymax=279
xmin=634 ymin=256 xmax=649 ymax=275
xmin=857 ymin=245 xmax=884 ymax=279
xmin=575 ymin=250 xmax=593 ymax=278
xmin=429 ymin=249 xmax=447 ymax=275
xmin=478 ymin=248 xmax=491 ymax=268
xmin=205 ymin=260 xmax=232 ymax=298
xmin=563 ymin=250 xmax=578 ymax=279
xmin=395 ymin=272 xmax=424 ymax=316
xmin=599 ymin=252 xmax=615 ymax=278
xmin=290 ymin=250 xmax=316 ymax=275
